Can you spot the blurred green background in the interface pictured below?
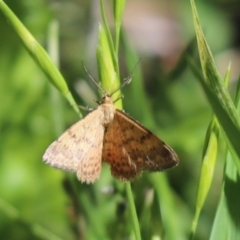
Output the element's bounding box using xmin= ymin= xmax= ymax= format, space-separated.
xmin=0 ymin=0 xmax=239 ymax=239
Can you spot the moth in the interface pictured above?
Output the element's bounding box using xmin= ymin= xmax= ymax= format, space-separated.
xmin=43 ymin=72 xmax=179 ymax=183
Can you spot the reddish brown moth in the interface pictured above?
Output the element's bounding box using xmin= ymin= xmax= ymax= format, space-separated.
xmin=43 ymin=68 xmax=178 ymax=183
xmin=43 ymin=94 xmax=179 ymax=183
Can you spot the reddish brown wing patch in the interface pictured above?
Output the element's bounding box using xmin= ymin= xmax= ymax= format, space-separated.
xmin=103 ymin=110 xmax=178 ymax=180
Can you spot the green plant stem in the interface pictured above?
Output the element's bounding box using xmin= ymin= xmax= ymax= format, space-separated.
xmin=98 ymin=2 xmax=141 ymax=239
xmin=126 ymin=183 xmax=142 ymax=240
xmin=99 ymin=0 xmax=119 ymax=76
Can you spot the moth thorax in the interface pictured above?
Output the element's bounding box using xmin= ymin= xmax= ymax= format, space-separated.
xmin=101 ymin=103 xmax=115 ymax=126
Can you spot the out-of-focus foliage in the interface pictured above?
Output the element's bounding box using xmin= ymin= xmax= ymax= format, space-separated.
xmin=0 ymin=0 xmax=240 ymax=239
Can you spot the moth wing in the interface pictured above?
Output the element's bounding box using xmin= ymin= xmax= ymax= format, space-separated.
xmin=103 ymin=110 xmax=178 ymax=180
xmin=76 ymin=124 xmax=104 ymax=183
xmin=43 ymin=109 xmax=104 ymax=183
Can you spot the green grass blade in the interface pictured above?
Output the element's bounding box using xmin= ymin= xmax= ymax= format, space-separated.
xmin=210 ymin=77 xmax=240 ymax=240
xmin=46 ymin=20 xmax=65 ymax=136
xmin=126 ymin=183 xmax=142 ymax=240
xmin=190 ymin=118 xmax=219 ymax=239
xmin=189 ymin=0 xmax=240 ymax=173
xmin=113 ymin=0 xmax=126 ymax=53
xmin=149 ymin=174 xmax=185 ymax=240
xmin=190 ymin=0 xmax=240 ymax=127
xmin=97 ymin=24 xmax=121 ymax=107
xmin=0 ymin=0 xmax=80 ymax=115
xmin=99 ymin=0 xmax=119 ymax=75
xmin=210 ymin=153 xmax=240 ymax=240
xmin=188 ymin=58 xmax=240 ymax=174
xmin=97 ymin=2 xmax=141 ymax=240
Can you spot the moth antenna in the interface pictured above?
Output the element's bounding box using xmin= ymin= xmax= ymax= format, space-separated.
xmin=110 ymin=59 xmax=141 ymax=97
xmin=82 ymin=62 xmax=106 ymax=95
xmin=78 ymin=105 xmax=94 ymax=112
xmin=113 ymin=94 xmax=124 ymax=104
